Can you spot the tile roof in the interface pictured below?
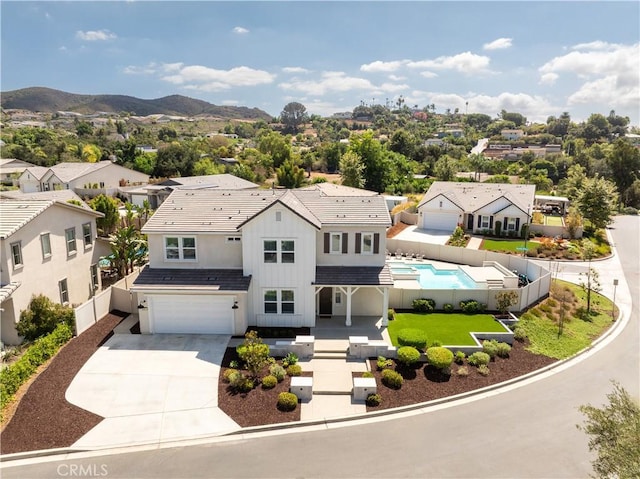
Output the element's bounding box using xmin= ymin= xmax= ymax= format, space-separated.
xmin=159 ymin=174 xmax=258 ymax=190
xmin=46 ymin=161 xmax=112 ymax=182
xmin=142 ymin=187 xmax=391 ymax=234
xmin=0 ymin=190 xmax=92 ymax=210
xmin=298 ymin=183 xmax=378 ymax=196
xmin=418 ymin=181 xmax=535 ymax=213
xmin=132 ymin=266 xmax=251 ymax=291
xmin=313 ymin=265 xmax=394 ymax=286
xmin=21 ymin=166 xmax=49 ymax=180
xmin=0 ymin=281 xmax=21 ymax=303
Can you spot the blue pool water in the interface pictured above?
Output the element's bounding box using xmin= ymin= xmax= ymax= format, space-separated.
xmin=391 ymin=263 xmax=478 ymax=289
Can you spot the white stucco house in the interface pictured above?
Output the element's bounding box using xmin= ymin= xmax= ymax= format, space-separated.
xmin=417 ymin=182 xmax=535 ymax=235
xmin=132 ymin=183 xmax=393 ymax=335
xmin=501 ymin=129 xmax=525 ymax=141
xmin=0 ymin=198 xmax=104 ymax=345
xmin=19 ymin=161 xmax=149 ymax=197
xmin=0 ymin=158 xmax=36 ymax=186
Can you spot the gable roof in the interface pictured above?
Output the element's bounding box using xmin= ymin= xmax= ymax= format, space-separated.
xmin=0 ymin=199 xmax=102 ymax=239
xmin=0 ymin=189 xmax=92 ymax=209
xmin=142 ymin=186 xmax=391 ymax=234
xmin=20 ymin=166 xmax=49 ymax=180
xmin=418 ymin=181 xmax=535 ymax=213
xmin=298 ymin=182 xmax=378 ymax=197
xmin=43 ymin=161 xmax=113 ymax=182
xmin=158 ymin=174 xmax=258 ymax=190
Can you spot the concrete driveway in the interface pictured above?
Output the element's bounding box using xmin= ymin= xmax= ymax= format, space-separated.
xmin=66 ymin=334 xmax=240 ymax=449
xmin=392 ymin=225 xmax=451 ymax=245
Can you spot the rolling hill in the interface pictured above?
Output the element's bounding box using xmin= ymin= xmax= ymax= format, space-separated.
xmin=1 ymin=87 xmax=273 ymax=120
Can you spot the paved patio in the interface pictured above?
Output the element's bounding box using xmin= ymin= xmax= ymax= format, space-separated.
xmin=392 ymin=225 xmax=451 ymax=244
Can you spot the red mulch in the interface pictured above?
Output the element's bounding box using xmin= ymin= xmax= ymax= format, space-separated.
xmin=0 ymin=311 xmax=129 ymax=455
xmin=362 ymin=340 xmax=556 ymax=411
xmin=386 ymin=222 xmax=411 ymax=238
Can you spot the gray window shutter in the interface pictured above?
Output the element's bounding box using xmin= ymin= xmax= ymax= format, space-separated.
xmin=324 ymin=233 xmax=330 ymax=253
xmin=504 ymin=216 xmax=508 ymax=227
xmin=489 ymin=216 xmax=494 ymax=228
xmin=477 ymin=215 xmax=481 ymax=227
xmin=355 ymin=233 xmax=361 ymax=254
xmin=516 ymin=218 xmax=520 ymax=230
xmin=373 ymin=233 xmax=380 ymax=254
xmin=342 ymin=233 xmax=348 ymax=254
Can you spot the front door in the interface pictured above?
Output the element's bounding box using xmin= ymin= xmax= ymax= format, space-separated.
xmin=318 ymin=287 xmax=332 ymax=316
xmin=467 ymin=214 xmax=474 ymax=230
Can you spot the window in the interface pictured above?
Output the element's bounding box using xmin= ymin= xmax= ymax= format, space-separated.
xmin=59 ymin=278 xmax=69 ymax=304
xmin=330 ymin=232 xmax=342 ymax=253
xmin=480 ymin=215 xmax=491 ymax=229
xmin=439 ymin=201 xmax=443 ymax=208
xmin=90 ymin=264 xmax=99 ymax=290
xmin=361 ymin=233 xmax=373 ymax=254
xmin=263 ymin=240 xmax=277 ymax=263
xmin=264 ymin=289 xmax=295 ymax=314
xmin=10 ymin=242 xmax=22 ymax=268
xmin=335 ymin=291 xmax=341 ymax=304
xmin=164 ymin=236 xmax=197 ymax=261
xmin=263 ymin=240 xmax=295 ymax=263
xmin=65 ymin=227 xmax=77 ymax=255
xmin=82 ymin=223 xmax=92 ymax=246
xmin=275 ymin=211 xmax=282 ymax=222
xmin=41 ymin=233 xmax=51 ymax=258
xmin=226 ymin=236 xmax=242 ymax=243
xmin=507 ymin=217 xmax=517 ymax=231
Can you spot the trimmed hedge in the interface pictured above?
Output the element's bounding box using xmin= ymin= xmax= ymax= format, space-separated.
xmin=286 ymin=364 xmax=302 ymax=376
xmin=277 ymin=392 xmax=298 ymax=411
xmin=397 ymin=328 xmax=428 ymax=350
xmin=261 ymin=375 xmax=277 ymax=389
xmin=0 ymin=322 xmax=73 ymax=413
xmin=381 ymin=369 xmax=403 ymax=389
xmin=396 ymin=346 xmax=421 ymax=366
xmin=425 ymin=346 xmax=454 ymax=370
xmin=412 ymin=298 xmax=436 ymax=313
xmin=459 ymin=300 xmax=486 ymax=314
xmin=468 ymin=351 xmax=491 ymax=367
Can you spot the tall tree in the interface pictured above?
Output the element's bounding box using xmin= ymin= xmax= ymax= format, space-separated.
xmin=606 ymin=138 xmax=640 ymax=203
xmin=153 ymin=143 xmax=198 ymax=178
xmin=258 ymin=131 xmax=291 ymax=168
xmin=276 ymin=159 xmax=305 ymax=189
xmin=577 ymin=176 xmax=619 ymax=230
xmin=90 ymin=194 xmax=120 ymax=235
xmin=280 ymin=102 xmax=308 ymax=134
xmin=109 ymin=225 xmax=146 ymax=278
xmin=434 ymin=155 xmax=457 ymax=181
xmin=339 ymin=151 xmax=365 ymax=188
xmin=348 ymin=131 xmax=390 ymax=192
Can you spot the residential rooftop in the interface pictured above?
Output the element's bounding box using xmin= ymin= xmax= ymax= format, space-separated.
xmin=418 ymin=181 xmax=535 ymax=213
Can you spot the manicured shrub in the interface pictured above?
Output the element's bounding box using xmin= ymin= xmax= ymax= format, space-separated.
xmin=456 ymin=366 xmax=469 ymax=377
xmin=412 ymin=298 xmax=435 ymax=313
xmin=362 ymin=371 xmax=374 ymax=378
xmin=381 ymin=369 xmax=403 ymax=389
xmin=396 ymin=346 xmax=421 ymax=366
xmin=228 ymin=371 xmax=254 ymax=392
xmin=443 ymin=303 xmax=454 ymax=313
xmin=269 ymin=364 xmax=286 ymax=382
xmin=388 ymin=308 xmax=396 ymax=321
xmin=397 ymin=328 xmax=428 ymax=350
xmin=482 ymin=339 xmax=499 ymax=359
xmin=261 ymin=375 xmax=277 ymax=389
xmin=229 ymin=360 xmax=240 ymax=369
xmin=283 ymin=352 xmax=298 ymax=367
xmin=286 ymin=364 xmax=302 ymax=376
xmin=377 ymin=356 xmax=393 ymax=370
xmin=236 ymin=330 xmax=270 ymax=378
xmin=496 ymin=342 xmax=511 ymax=358
xmin=426 ymin=346 xmax=454 ymax=370
xmin=277 ymin=392 xmax=298 ymax=411
xmin=459 ymin=300 xmax=486 ymax=314
xmin=478 ymin=364 xmax=490 ymax=376
xmin=366 ymin=393 xmax=382 ymax=407
xmin=16 ymin=294 xmax=75 ymax=342
xmin=430 ymin=340 xmax=443 ymax=347
xmin=468 ymin=351 xmax=491 ymax=367
xmin=454 ymin=351 xmax=466 ymax=364
xmin=223 ymin=368 xmax=238 ymax=383
xmin=514 ymin=328 xmax=527 ymax=342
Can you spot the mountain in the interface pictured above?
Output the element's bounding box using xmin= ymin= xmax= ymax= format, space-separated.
xmin=0 ymin=87 xmax=273 ymax=120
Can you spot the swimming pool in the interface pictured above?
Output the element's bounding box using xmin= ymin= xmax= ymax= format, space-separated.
xmin=390 ymin=263 xmax=479 ymax=289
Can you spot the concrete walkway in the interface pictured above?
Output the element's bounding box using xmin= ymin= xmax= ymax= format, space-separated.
xmin=466 ymin=236 xmax=483 ymax=249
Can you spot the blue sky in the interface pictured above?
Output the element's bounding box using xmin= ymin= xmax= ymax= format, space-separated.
xmin=2 ymin=1 xmax=639 ymax=124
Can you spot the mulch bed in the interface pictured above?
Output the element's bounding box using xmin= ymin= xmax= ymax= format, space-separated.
xmin=217 ymin=348 xmax=301 ymax=427
xmin=0 ymin=311 xmax=128 ymax=455
xmin=362 ymin=340 xmax=556 ymax=411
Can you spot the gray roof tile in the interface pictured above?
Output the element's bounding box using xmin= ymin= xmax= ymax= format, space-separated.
xmin=418 ymin=181 xmax=535 ymax=213
xmin=132 ymin=266 xmax=251 ymax=291
xmin=314 ymin=265 xmax=394 ymax=286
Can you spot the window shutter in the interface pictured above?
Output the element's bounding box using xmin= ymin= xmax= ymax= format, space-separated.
xmin=373 ymin=233 xmax=380 ymax=254
xmin=516 ymin=218 xmax=520 ymax=230
xmin=477 ymin=215 xmax=481 ymax=228
xmin=489 ymin=216 xmax=494 ymax=228
xmin=342 ymin=233 xmax=348 ymax=254
xmin=504 ymin=217 xmax=508 ymax=227
xmin=355 ymin=233 xmax=361 ymax=254
xmin=324 ymin=233 xmax=330 ymax=253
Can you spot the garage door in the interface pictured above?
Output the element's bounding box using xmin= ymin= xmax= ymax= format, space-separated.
xmin=149 ymin=295 xmax=234 ymax=334
xmin=422 ymin=212 xmax=460 ymax=232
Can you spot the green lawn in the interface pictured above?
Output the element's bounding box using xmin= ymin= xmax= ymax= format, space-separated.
xmin=544 ymin=215 xmax=564 ymax=226
xmin=388 ymin=313 xmax=507 ymax=346
xmin=518 ymin=280 xmax=615 ymax=359
xmin=480 ymin=238 xmax=535 ymax=253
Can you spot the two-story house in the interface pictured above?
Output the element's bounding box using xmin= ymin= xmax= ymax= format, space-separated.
xmin=0 ymin=199 xmax=104 ymax=345
xmin=132 ymin=184 xmax=392 ymax=335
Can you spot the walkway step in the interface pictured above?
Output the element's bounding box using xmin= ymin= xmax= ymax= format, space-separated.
xmin=312 ymin=390 xmax=352 ymax=396
xmin=313 ymin=352 xmax=348 ymax=360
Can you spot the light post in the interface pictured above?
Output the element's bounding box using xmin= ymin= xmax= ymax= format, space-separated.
xmin=612 ymin=279 xmax=618 ymax=320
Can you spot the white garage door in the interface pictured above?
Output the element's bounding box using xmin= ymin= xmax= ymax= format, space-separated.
xmin=149 ymin=295 xmax=234 ymax=334
xmin=422 ymin=212 xmax=460 ymax=232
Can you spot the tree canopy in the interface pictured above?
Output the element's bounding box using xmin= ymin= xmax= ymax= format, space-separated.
xmin=280 ymin=102 xmax=308 ymax=134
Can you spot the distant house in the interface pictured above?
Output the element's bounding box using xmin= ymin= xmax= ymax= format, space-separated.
xmin=0 ymin=159 xmax=36 ymax=186
xmin=417 ymin=181 xmax=535 ymax=235
xmin=438 ymin=129 xmax=464 ymax=139
xmin=424 ymin=138 xmax=445 ymax=147
xmin=19 ymin=161 xmax=149 ymax=197
xmin=0 ymin=198 xmax=104 ymax=345
xmin=127 ymin=174 xmax=259 ymax=209
xmin=501 ymin=129 xmax=525 ymax=141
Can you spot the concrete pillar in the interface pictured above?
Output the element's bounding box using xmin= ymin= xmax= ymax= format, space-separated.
xmin=382 ymin=287 xmax=389 ymax=326
xmin=345 ymin=286 xmax=352 ymax=326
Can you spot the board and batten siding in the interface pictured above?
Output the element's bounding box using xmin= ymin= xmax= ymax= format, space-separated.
xmin=315 ymin=225 xmax=387 ymax=267
xmin=147 ymin=233 xmax=243 ymax=269
xmin=240 ymin=205 xmax=317 ymax=327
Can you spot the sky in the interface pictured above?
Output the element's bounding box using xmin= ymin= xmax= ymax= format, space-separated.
xmin=2 ymin=1 xmax=639 ymax=125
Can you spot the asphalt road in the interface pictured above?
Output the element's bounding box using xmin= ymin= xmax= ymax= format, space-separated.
xmin=3 ymin=216 xmax=638 ymax=479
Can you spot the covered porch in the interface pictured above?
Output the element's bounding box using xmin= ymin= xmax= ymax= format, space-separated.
xmin=312 ymin=265 xmax=393 ymax=329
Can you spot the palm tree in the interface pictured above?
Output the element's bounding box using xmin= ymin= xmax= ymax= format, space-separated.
xmin=109 ymin=226 xmax=146 ymax=278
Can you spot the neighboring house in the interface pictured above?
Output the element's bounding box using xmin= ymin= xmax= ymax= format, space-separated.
xmin=501 ymin=129 xmax=525 ymax=141
xmin=132 ymin=185 xmax=392 ymax=335
xmin=424 ymin=138 xmax=445 ymax=147
xmin=19 ymin=161 xmax=149 ymax=196
xmin=417 ymin=181 xmax=535 ymax=235
xmin=126 ymin=174 xmax=259 ymax=208
xmin=383 ymin=195 xmax=408 ymax=211
xmin=0 ymin=199 xmax=104 ymax=345
xmin=0 ymin=159 xmax=36 ymax=186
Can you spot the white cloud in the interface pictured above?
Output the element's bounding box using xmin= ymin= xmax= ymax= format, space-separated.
xmin=123 ymin=64 xmax=157 ymax=75
xmin=407 ymin=52 xmax=491 ymax=74
xmin=539 ymin=72 xmax=559 ymax=85
xmin=282 ymin=67 xmax=311 ymax=74
xmin=388 ymin=74 xmax=406 ymax=81
xmin=161 ymin=62 xmax=183 ymax=73
xmin=483 ymin=37 xmax=513 ymax=50
xmin=571 ymin=40 xmax=620 ymax=51
xmin=279 ymin=71 xmax=374 ymax=96
xmin=232 ymin=26 xmax=249 ymax=34
xmin=75 ymin=29 xmax=117 ymax=41
xmin=360 ymin=60 xmax=407 ymax=72
xmin=420 ymin=71 xmax=438 ymax=79
xmin=568 ymin=74 xmax=640 ymax=109
xmin=161 ymin=65 xmax=275 ymax=88
xmin=376 ymin=83 xmax=409 ymax=93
